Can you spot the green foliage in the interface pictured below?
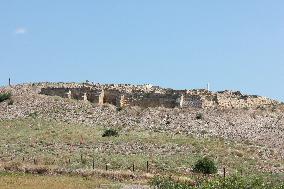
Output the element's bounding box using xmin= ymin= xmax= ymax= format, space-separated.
xmin=102 ymin=129 xmax=119 ymax=137
xmin=116 ymin=107 xmax=122 ymax=111
xmin=28 ymin=112 xmax=38 ymax=118
xmin=150 ymin=176 xmax=194 ymax=189
xmin=195 ymin=113 xmax=203 ymax=120
xmin=200 ymin=175 xmax=284 ymax=189
xmin=0 ymin=93 xmax=11 ymax=102
xmin=193 ymin=157 xmax=217 ymax=174
xmin=150 ymin=175 xmax=284 ymax=189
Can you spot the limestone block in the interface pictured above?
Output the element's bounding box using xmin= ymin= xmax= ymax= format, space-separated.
xmin=99 ymin=90 xmax=105 ymax=105
xmin=82 ymin=93 xmax=88 ymax=102
xmin=67 ymin=90 xmax=72 ymax=99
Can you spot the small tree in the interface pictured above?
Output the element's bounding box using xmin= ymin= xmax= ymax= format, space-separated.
xmin=193 ymin=157 xmax=217 ymax=174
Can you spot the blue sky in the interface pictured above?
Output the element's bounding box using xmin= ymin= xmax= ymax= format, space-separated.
xmin=0 ymin=1 xmax=284 ymax=101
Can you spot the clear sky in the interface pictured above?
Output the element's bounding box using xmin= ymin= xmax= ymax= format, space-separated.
xmin=0 ymin=1 xmax=283 ymax=101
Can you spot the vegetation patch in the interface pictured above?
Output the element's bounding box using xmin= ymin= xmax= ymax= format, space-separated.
xmin=150 ymin=175 xmax=284 ymax=189
xmin=192 ymin=157 xmax=217 ymax=174
xmin=102 ymin=129 xmax=119 ymax=137
xmin=0 ymin=93 xmax=11 ymax=103
xmin=195 ymin=113 xmax=203 ymax=120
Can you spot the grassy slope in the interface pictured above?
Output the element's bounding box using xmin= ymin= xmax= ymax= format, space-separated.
xmin=0 ymin=117 xmax=283 ymax=184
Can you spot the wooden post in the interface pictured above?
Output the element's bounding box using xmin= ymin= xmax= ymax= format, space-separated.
xmin=34 ymin=158 xmax=37 ymax=165
xmin=68 ymin=158 xmax=71 ymax=164
xmin=223 ymin=167 xmax=226 ymax=178
xmin=105 ymin=164 xmax=108 ymax=171
xmin=146 ymin=161 xmax=149 ymax=173
xmin=132 ymin=163 xmax=135 ymax=172
xmin=22 ymin=157 xmax=25 ymax=162
xmin=92 ymin=157 xmax=95 ymax=170
xmin=8 ymin=78 xmax=11 ymax=86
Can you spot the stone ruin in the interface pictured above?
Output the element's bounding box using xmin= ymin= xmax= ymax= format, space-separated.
xmin=38 ymin=82 xmax=280 ymax=109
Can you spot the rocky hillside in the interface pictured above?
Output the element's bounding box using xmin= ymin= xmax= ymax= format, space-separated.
xmin=1 ymin=83 xmax=283 ymax=155
xmin=0 ymin=82 xmax=284 ymax=176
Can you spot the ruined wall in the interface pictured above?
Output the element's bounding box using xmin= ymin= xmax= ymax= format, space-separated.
xmin=124 ymin=93 xmax=180 ymax=108
xmin=39 ymin=84 xmax=279 ymax=109
xmin=40 ymin=87 xmax=101 ymax=103
xmin=215 ymin=91 xmax=277 ymax=109
xmin=182 ymin=95 xmax=203 ymax=108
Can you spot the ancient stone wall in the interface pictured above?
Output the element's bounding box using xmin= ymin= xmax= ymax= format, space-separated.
xmin=124 ymin=93 xmax=179 ymax=108
xmin=39 ymin=84 xmax=279 ymax=109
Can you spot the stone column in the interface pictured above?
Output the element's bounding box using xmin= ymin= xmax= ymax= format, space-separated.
xmin=180 ymin=94 xmax=184 ymax=108
xmin=82 ymin=93 xmax=88 ymax=102
xmin=119 ymin=95 xmax=126 ymax=108
xmin=99 ymin=89 xmax=105 ymax=105
xmin=67 ymin=90 xmax=72 ymax=99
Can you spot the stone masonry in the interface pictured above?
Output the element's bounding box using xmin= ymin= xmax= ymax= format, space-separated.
xmin=38 ymin=82 xmax=280 ymax=109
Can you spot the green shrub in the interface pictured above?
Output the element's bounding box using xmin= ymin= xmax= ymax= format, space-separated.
xmin=0 ymin=93 xmax=11 ymax=102
xmin=196 ymin=113 xmax=203 ymax=120
xmin=102 ymin=129 xmax=119 ymax=137
xmin=200 ymin=175 xmax=284 ymax=189
xmin=150 ymin=175 xmax=284 ymax=189
xmin=150 ymin=176 xmax=193 ymax=189
xmin=29 ymin=112 xmax=38 ymax=118
xmin=193 ymin=157 xmax=217 ymax=174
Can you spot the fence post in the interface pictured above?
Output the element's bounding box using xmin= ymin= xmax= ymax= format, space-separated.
xmin=132 ymin=163 xmax=135 ymax=172
xmin=34 ymin=158 xmax=37 ymax=165
xmin=8 ymin=78 xmax=11 ymax=86
xmin=146 ymin=161 xmax=149 ymax=173
xmin=92 ymin=157 xmax=95 ymax=170
xmin=105 ymin=164 xmax=108 ymax=171
xmin=223 ymin=167 xmax=226 ymax=178
xmin=22 ymin=157 xmax=25 ymax=162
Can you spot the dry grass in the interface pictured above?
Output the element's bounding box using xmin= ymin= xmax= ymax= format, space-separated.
xmin=0 ymin=172 xmax=121 ymax=189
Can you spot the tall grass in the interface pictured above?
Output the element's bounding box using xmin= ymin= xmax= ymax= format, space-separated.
xmin=150 ymin=175 xmax=284 ymax=189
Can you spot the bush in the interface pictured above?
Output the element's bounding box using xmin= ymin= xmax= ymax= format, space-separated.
xmin=116 ymin=107 xmax=122 ymax=111
xmin=102 ymin=129 xmax=119 ymax=137
xmin=196 ymin=113 xmax=203 ymax=120
xmin=150 ymin=176 xmax=194 ymax=189
xmin=150 ymin=175 xmax=284 ymax=189
xmin=200 ymin=175 xmax=284 ymax=189
xmin=0 ymin=93 xmax=11 ymax=102
xmin=193 ymin=157 xmax=217 ymax=174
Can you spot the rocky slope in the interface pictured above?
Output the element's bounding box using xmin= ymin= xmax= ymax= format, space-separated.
xmin=1 ymin=83 xmax=284 ymax=159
